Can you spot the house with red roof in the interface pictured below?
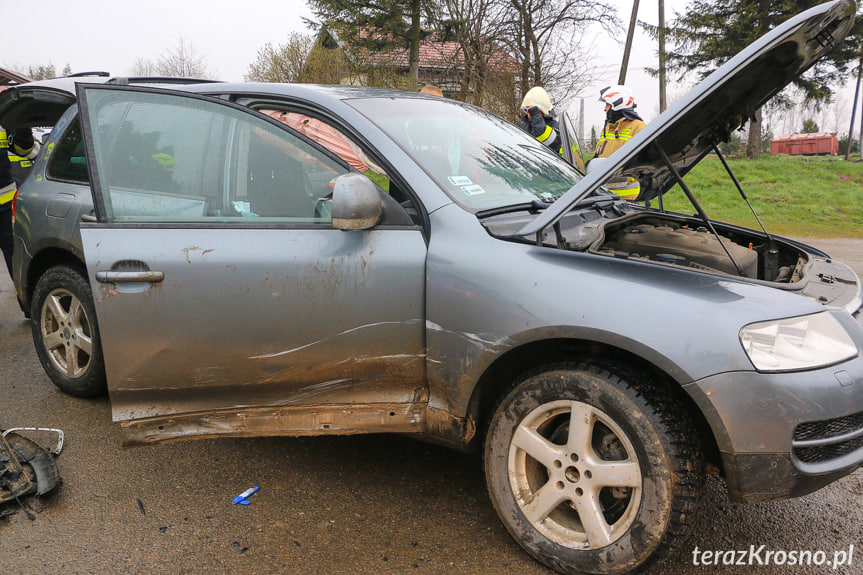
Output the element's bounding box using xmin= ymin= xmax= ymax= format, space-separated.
xmin=312 ymin=26 xmax=518 ymax=113
xmin=0 ymin=66 xmax=31 ymax=89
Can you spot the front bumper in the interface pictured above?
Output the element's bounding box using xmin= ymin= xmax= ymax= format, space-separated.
xmin=684 ymin=337 xmax=863 ymax=503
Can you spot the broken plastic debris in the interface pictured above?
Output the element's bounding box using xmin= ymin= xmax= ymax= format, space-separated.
xmin=0 ymin=431 xmax=61 ymax=506
xmin=232 ymin=486 xmax=259 ymax=505
xmin=2 ymin=428 xmax=64 ymax=455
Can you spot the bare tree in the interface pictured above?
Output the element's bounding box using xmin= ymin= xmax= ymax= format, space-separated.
xmin=429 ymin=0 xmax=616 ymax=118
xmin=499 ymin=0 xmax=618 ymax=105
xmin=431 ymin=0 xmax=506 ymax=104
xmin=762 ymin=87 xmax=851 ymax=137
xmin=130 ymin=57 xmax=158 ymax=76
xmin=831 ymin=95 xmax=849 ymax=133
xmin=143 ymin=37 xmax=213 ymax=78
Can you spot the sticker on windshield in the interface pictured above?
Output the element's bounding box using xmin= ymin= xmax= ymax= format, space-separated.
xmin=448 ymin=176 xmax=473 ymax=186
xmin=461 ymin=185 xmax=485 ymax=196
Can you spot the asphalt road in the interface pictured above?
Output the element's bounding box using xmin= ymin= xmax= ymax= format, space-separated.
xmin=1 ymin=238 xmax=861 ymax=575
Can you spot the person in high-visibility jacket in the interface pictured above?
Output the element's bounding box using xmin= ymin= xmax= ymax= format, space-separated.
xmin=0 ymin=125 xmax=39 ymax=280
xmin=596 ymin=84 xmax=646 ymax=157
xmin=518 ymin=87 xmax=563 ymax=155
xmin=595 ymin=84 xmax=646 ymax=199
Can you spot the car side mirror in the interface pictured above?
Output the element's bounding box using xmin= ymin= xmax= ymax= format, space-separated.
xmin=331 ymin=172 xmax=382 ymax=230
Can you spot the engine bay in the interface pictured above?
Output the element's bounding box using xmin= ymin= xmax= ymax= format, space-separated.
xmin=482 ymin=201 xmax=860 ymax=310
xmin=590 ymin=215 xmax=807 ymax=283
xmin=483 ymin=207 xmax=811 ymax=285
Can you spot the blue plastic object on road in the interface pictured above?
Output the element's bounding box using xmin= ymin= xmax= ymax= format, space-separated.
xmin=232 ymin=486 xmax=259 ymax=505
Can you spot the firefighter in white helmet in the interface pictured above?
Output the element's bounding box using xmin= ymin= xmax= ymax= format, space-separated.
xmin=596 ymin=84 xmax=646 ymax=158
xmin=518 ymin=87 xmax=563 ymax=155
xmin=595 ymin=84 xmax=646 ymax=199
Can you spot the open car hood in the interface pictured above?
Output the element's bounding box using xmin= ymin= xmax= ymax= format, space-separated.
xmin=518 ymin=0 xmax=857 ymax=237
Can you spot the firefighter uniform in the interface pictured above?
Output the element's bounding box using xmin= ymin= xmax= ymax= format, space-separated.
xmin=595 ymin=117 xmax=646 ymax=200
xmin=595 ymin=85 xmax=647 ymax=200
xmin=0 ymin=126 xmax=39 ymax=279
xmin=518 ymin=109 xmax=563 ymax=155
xmin=518 ymin=86 xmax=564 ymax=156
xmin=595 ymin=117 xmax=647 ymax=159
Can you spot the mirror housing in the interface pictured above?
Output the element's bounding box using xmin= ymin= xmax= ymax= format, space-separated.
xmin=331 ymin=173 xmax=382 ymax=230
xmin=586 ymin=157 xmax=607 ymax=175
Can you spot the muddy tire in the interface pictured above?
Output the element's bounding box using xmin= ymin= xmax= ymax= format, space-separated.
xmin=484 ymin=362 xmax=703 ymax=575
xmin=31 ymin=265 xmax=106 ymax=398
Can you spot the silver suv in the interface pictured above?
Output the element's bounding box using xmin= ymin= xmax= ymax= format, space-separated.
xmin=1 ymin=3 xmax=861 ymax=574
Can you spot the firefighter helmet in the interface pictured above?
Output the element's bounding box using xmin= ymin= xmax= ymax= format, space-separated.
xmin=521 ymin=87 xmax=554 ymax=115
xmin=599 ymin=85 xmax=635 ymax=111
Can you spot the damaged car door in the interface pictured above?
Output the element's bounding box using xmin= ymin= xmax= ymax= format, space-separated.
xmin=74 ymin=84 xmax=427 ymax=445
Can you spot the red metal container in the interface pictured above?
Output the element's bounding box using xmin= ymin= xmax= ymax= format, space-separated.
xmin=770 ymin=132 xmax=838 ymax=155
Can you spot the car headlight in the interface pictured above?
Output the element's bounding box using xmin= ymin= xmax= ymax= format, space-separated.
xmin=739 ymin=312 xmax=858 ymax=372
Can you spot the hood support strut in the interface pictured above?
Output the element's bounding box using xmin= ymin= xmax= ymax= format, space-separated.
xmin=653 ymin=142 xmax=745 ymax=276
xmin=711 ymin=142 xmax=774 ymax=243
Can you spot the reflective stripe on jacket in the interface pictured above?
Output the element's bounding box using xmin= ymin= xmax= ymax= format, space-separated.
xmin=1 ymin=128 xmax=40 ymax=206
xmin=595 ymin=118 xmax=646 ymax=158
xmin=0 ymin=182 xmax=15 ymax=205
xmin=518 ymin=115 xmax=563 ymax=155
xmin=0 ymin=130 xmax=14 ymax=206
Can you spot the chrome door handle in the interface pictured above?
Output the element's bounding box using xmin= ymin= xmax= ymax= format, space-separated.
xmin=95 ymin=271 xmax=165 ymax=283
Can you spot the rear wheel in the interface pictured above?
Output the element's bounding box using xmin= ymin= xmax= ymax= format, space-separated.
xmin=31 ymin=265 xmax=106 ymax=398
xmin=484 ymin=362 xmax=703 ymax=575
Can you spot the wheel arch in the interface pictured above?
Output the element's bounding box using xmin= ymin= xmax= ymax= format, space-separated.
xmin=29 ymin=258 xmax=106 ymax=397
xmin=465 ymin=338 xmax=722 ymax=471
xmin=23 ymin=247 xmax=87 ymax=311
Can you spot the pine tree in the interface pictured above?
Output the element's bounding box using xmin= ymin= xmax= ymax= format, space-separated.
xmin=801 ymin=118 xmax=819 ymax=133
xmin=652 ymin=1 xmax=862 ymax=158
xmin=306 ymin=0 xmax=428 ymax=82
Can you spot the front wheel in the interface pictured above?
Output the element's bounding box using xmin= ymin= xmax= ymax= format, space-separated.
xmin=31 ymin=265 xmax=106 ymax=398
xmin=484 ymin=362 xmax=703 ymax=575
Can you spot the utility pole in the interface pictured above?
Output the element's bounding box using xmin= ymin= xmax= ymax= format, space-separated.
xmin=619 ymin=0 xmax=641 ymax=84
xmin=858 ymin=61 xmax=863 ymax=157
xmin=579 ymin=98 xmax=585 ymax=144
xmin=658 ymin=0 xmax=667 ymax=112
xmin=846 ymin=60 xmax=861 ymax=161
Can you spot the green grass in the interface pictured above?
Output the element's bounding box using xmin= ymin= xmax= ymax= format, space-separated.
xmin=658 ymin=154 xmax=863 ymax=238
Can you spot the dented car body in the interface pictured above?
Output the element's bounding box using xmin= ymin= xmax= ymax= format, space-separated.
xmin=1 ymin=2 xmax=862 ymax=573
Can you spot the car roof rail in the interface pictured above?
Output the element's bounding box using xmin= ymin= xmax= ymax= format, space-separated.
xmin=106 ymin=76 xmax=223 ymax=86
xmin=66 ymin=71 xmax=111 ymax=77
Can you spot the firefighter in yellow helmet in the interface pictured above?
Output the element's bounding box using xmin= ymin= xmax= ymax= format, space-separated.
xmin=518 ymin=87 xmax=563 ymax=155
xmin=595 ymin=84 xmax=646 ymax=199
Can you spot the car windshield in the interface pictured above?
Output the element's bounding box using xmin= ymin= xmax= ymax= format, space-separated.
xmin=348 ymin=97 xmax=582 ymax=210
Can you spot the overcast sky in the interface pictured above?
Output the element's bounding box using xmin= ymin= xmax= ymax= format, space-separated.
xmin=3 ymin=0 xmax=858 ymax=136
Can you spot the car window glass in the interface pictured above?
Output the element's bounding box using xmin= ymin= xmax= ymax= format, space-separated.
xmin=348 ymin=97 xmax=582 ymax=211
xmin=256 ymin=107 xmax=421 ymax=224
xmin=259 ymin=109 xmax=385 ymax=175
xmin=46 ymin=118 xmax=88 ymax=183
xmin=83 ymin=89 xmax=347 ymax=224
